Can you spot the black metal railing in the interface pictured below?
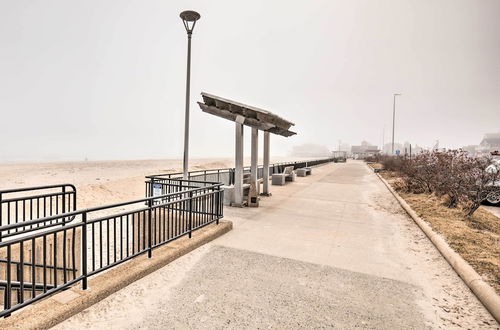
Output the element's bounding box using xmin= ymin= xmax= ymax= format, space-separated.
xmin=145 ymin=157 xmax=335 ymax=190
xmin=0 ymin=184 xmax=77 ymax=241
xmin=0 ymin=179 xmax=223 ymax=317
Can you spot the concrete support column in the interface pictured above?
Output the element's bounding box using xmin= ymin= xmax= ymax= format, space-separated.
xmin=250 ymin=128 xmax=259 ymax=184
xmin=249 ymin=128 xmax=260 ymax=207
xmin=234 ymin=116 xmax=245 ymax=206
xmin=262 ymin=131 xmax=271 ymax=196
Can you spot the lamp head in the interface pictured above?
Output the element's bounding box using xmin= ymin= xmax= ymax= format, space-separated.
xmin=180 ymin=10 xmax=201 ymax=34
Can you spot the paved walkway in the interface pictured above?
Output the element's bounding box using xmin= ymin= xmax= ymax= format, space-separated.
xmin=54 ymin=161 xmax=497 ymax=329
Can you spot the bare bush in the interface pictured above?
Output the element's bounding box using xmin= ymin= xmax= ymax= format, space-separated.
xmin=384 ymin=151 xmax=500 ymax=217
xmin=459 ymin=157 xmax=500 ymax=216
xmin=382 ymin=156 xmax=404 ymax=172
xmin=432 ymin=151 xmax=470 ymax=208
xmin=398 ymin=152 xmax=436 ymax=194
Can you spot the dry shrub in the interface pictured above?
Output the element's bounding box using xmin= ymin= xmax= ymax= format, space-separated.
xmin=386 ymin=151 xmax=500 ymax=216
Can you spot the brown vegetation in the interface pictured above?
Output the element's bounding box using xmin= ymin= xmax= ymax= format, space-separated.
xmin=374 ymin=151 xmax=500 ymax=216
xmin=367 ymin=162 xmax=383 ymax=170
xmin=380 ymin=171 xmax=500 ymax=293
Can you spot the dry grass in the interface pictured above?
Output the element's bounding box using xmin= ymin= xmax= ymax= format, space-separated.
xmin=367 ymin=162 xmax=384 ymax=169
xmin=380 ymin=172 xmax=500 ymax=293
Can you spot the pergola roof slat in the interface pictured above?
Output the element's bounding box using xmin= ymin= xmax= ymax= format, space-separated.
xmin=198 ymin=92 xmax=296 ymax=137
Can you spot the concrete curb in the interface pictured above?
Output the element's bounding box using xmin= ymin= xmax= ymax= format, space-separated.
xmin=375 ymin=173 xmax=500 ymax=323
xmin=1 ymin=220 xmax=233 ymax=330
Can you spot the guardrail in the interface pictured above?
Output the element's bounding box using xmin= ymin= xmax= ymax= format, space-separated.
xmin=145 ymin=157 xmax=335 ymax=190
xmin=0 ymin=178 xmax=223 ymax=317
xmin=0 ymin=184 xmax=77 ymax=241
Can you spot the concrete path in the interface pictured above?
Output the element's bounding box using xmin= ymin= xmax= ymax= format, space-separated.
xmin=54 ymin=161 xmax=497 ymax=329
xmin=483 ymin=205 xmax=500 ymax=218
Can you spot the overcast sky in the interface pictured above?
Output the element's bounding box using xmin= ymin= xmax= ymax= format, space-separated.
xmin=0 ymin=0 xmax=499 ymax=161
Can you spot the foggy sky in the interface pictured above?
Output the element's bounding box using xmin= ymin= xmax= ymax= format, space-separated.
xmin=1 ymin=0 xmax=499 ymax=161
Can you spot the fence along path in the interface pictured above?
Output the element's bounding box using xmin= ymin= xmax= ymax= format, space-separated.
xmin=0 ymin=157 xmax=331 ymax=317
xmin=145 ymin=157 xmax=335 ymax=190
xmin=0 ymin=179 xmax=223 ymax=317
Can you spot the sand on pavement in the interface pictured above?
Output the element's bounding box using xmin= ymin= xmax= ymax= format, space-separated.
xmin=51 ymin=161 xmax=498 ymax=329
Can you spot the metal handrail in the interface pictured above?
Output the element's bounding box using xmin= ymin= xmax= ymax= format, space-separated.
xmin=0 ymin=184 xmax=78 ymax=239
xmin=0 ymin=179 xmax=224 ymax=317
xmin=0 ymin=184 xmax=76 ymax=195
xmin=145 ymin=157 xmax=335 ymax=189
xmin=0 ymin=184 xmax=220 ymax=235
xmin=145 ymin=157 xmax=334 ymax=180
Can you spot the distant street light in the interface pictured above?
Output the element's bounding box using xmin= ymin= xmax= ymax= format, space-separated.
xmin=180 ymin=10 xmax=201 ymax=179
xmin=391 ymin=93 xmax=402 ymax=155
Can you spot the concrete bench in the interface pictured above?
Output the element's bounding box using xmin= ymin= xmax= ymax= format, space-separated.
xmin=272 ymin=166 xmax=296 ymax=185
xmin=222 ymin=183 xmax=250 ymax=206
xmin=296 ymin=167 xmax=312 ymax=177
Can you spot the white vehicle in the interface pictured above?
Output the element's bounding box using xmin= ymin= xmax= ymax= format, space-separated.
xmin=484 ymin=158 xmax=500 ymax=206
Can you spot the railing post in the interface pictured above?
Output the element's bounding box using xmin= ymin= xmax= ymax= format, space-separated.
xmin=62 ymin=186 xmax=66 ymax=226
xmin=222 ymin=189 xmax=225 ymax=218
xmin=82 ymin=212 xmax=88 ymax=290
xmin=0 ymin=192 xmax=3 ymax=232
xmin=149 ymin=178 xmax=154 ymax=198
xmin=188 ymin=191 xmax=193 ymax=238
xmin=6 ymin=245 xmax=11 ymax=310
xmin=148 ymin=199 xmax=153 ymax=258
xmin=216 ymin=187 xmax=220 ymax=225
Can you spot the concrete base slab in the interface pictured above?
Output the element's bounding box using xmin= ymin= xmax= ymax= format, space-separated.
xmin=136 ymin=246 xmax=427 ymax=329
xmin=0 ymin=221 xmax=232 ymax=330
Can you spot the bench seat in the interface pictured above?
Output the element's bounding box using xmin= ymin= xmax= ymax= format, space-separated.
xmin=296 ymin=167 xmax=312 ymax=177
xmin=272 ymin=166 xmax=296 ymax=185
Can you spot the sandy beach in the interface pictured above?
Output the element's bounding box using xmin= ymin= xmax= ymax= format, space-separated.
xmin=0 ymin=157 xmax=303 ymax=209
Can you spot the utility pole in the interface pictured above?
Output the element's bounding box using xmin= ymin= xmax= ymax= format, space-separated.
xmin=391 ymin=93 xmax=402 ymax=155
xmin=382 ymin=126 xmax=385 ymax=154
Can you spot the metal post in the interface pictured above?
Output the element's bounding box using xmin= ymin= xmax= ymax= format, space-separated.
xmin=62 ymin=186 xmax=66 ymax=225
xmin=391 ymin=94 xmax=396 ymax=155
xmin=262 ymin=131 xmax=271 ymax=196
xmin=82 ymin=212 xmax=88 ymax=290
xmin=6 ymin=245 xmax=11 ymax=310
xmin=382 ymin=126 xmax=385 ymax=154
xmin=0 ymin=192 xmax=3 ymax=229
xmin=183 ymin=33 xmax=192 ymax=180
xmin=391 ymin=93 xmax=401 ymax=155
xmin=188 ymin=191 xmax=193 ymax=238
xmin=149 ymin=178 xmax=154 ymax=198
xmin=148 ymin=199 xmax=152 ymax=258
xmin=216 ymin=186 xmax=220 ymax=225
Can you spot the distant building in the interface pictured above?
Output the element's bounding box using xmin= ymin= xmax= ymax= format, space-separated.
xmin=291 ymin=143 xmax=331 ymax=158
xmin=461 ymin=145 xmax=478 ymax=155
xmin=478 ymin=132 xmax=500 ymax=155
xmin=351 ymin=141 xmax=380 ymax=159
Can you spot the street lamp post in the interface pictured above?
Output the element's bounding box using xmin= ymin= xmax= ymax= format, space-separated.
xmin=391 ymin=93 xmax=402 ymax=155
xmin=180 ymin=10 xmax=201 ymax=179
